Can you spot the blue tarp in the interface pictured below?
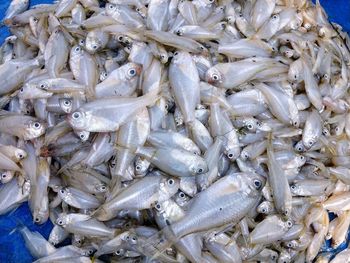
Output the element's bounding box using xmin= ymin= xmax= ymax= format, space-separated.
xmin=0 ymin=0 xmax=349 ymax=262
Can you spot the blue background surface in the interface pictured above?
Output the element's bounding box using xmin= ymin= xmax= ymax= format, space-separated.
xmin=0 ymin=0 xmax=349 ymax=262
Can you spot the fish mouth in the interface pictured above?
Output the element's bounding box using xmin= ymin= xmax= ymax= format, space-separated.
xmin=207 ymin=78 xmax=216 ymax=85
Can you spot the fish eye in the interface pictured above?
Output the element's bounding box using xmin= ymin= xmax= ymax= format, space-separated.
xmin=20 ymin=87 xmax=24 ymax=93
xmin=247 ymin=124 xmax=253 ymax=130
xmin=299 ymin=155 xmax=305 ymax=160
xmin=176 ymin=29 xmax=182 ymax=36
xmin=174 ymin=51 xmax=179 ymax=56
xmin=72 ymin=112 xmax=81 ymax=119
xmin=155 ymin=203 xmax=161 ymax=210
xmin=104 ymin=72 xmax=108 ymax=77
xmin=212 ymin=74 xmax=219 ymax=81
xmin=261 ymin=208 xmax=266 ymax=213
xmin=109 ymin=4 xmax=114 ymax=9
xmin=79 ymin=39 xmax=85 ymax=45
xmin=238 ymin=13 xmax=243 ymax=17
xmin=128 ymin=68 xmax=136 ymax=77
xmin=57 ymin=219 xmax=63 ymax=225
xmin=271 ymin=255 xmax=276 ymax=260
xmin=167 ymin=179 xmax=174 ymax=185
xmin=33 ymin=122 xmax=41 ymax=129
xmin=116 ymin=249 xmax=122 ymax=255
xmin=291 ymin=185 xmax=296 ymax=190
xmin=283 ymin=210 xmax=290 ymax=216
xmin=80 ymin=133 xmax=85 ymax=139
xmin=63 ymin=100 xmax=71 ymax=106
xmin=18 ymin=153 xmax=23 ymax=159
xmin=1 ymin=173 xmax=6 ymax=178
xmin=179 ymin=192 xmax=185 ymax=198
xmin=197 ymin=168 xmax=203 ymax=173
xmin=272 ymin=15 xmax=278 ymax=19
xmin=135 ymin=165 xmax=141 ymax=170
xmin=228 ymin=153 xmax=234 ymax=159
xmin=287 ymin=242 xmax=293 ymax=247
xmin=35 ymin=217 xmax=41 ymax=223
xmin=118 ymin=36 xmax=123 ymax=41
xmin=242 ymin=152 xmax=249 ymax=159
xmin=253 ymin=179 xmax=262 ymax=189
xmin=60 ymin=189 xmax=65 ymax=194
xmin=287 ymin=220 xmax=293 ymax=227
xmin=100 ymin=185 xmax=106 ymax=191
xmin=75 ymin=46 xmax=80 ymax=52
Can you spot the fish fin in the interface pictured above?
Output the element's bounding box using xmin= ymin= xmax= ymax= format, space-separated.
xmin=142 ymin=89 xmax=161 ymax=107
xmin=0 ymin=110 xmax=19 ymax=116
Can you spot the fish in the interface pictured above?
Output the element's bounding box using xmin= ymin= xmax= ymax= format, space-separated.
xmin=0 ymin=0 xmax=349 ymax=262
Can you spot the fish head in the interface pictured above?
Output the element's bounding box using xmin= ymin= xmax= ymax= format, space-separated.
xmin=175 ymin=28 xmax=184 ymax=36
xmin=190 ymin=157 xmax=209 ymax=175
xmin=295 ymin=154 xmax=306 ymax=167
xmin=241 ymin=172 xmax=265 ymax=194
xmin=67 ymin=110 xmax=88 ymax=130
xmin=124 ymin=62 xmax=142 ymax=80
xmin=99 ymin=70 xmax=108 ymax=82
xmin=37 ymin=80 xmax=50 ymax=90
xmin=25 ymin=120 xmax=46 ymax=140
xmin=135 ymin=157 xmax=150 ymax=176
xmin=159 ymin=52 xmax=169 ymax=64
xmin=34 ymin=209 xmax=49 ymax=225
xmin=226 ymin=146 xmax=240 ymax=161
xmin=70 ymin=45 xmax=84 ymax=58
xmin=15 ymin=148 xmax=27 ymax=160
xmin=160 ymin=177 xmax=180 ymax=199
xmin=257 ymin=201 xmax=273 ymax=214
xmin=294 ymin=140 xmax=305 ymax=152
xmin=105 ymin=3 xmax=118 ymax=16
xmin=0 ymin=171 xmax=14 ymax=184
xmin=85 ymin=36 xmax=102 ymax=54
xmin=135 ymin=6 xmax=147 ymax=19
xmin=290 ymin=183 xmax=300 ymax=195
xmin=56 ymin=213 xmax=70 ymax=227
xmin=59 ymin=98 xmax=73 ymax=113
xmin=205 ymin=67 xmax=223 ymax=86
xmin=95 ymin=183 xmax=108 ymax=193
xmin=76 ymin=130 xmax=90 ymax=142
xmin=57 ymin=187 xmax=71 ymax=200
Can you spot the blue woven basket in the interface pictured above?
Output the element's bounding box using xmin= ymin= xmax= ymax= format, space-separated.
xmin=0 ymin=0 xmax=349 ymax=262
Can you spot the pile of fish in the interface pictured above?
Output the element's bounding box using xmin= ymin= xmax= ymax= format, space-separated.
xmin=1 ymin=0 xmax=350 ymax=262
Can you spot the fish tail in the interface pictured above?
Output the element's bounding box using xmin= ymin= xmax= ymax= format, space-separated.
xmin=141 ymin=227 xmax=177 ymax=259
xmin=140 ymin=89 xmax=160 ymax=108
xmin=8 ymin=217 xmax=26 ymax=235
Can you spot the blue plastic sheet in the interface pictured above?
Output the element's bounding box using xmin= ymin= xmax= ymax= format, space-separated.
xmin=0 ymin=0 xmax=349 ymax=262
